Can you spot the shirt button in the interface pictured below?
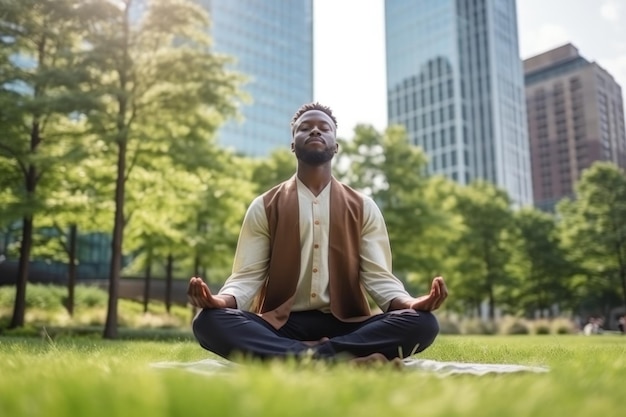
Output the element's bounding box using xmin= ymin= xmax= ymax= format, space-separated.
xmin=314 ymin=220 xmax=320 ymax=225
xmin=313 ymin=200 xmax=318 ymax=205
xmin=312 ymin=268 xmax=318 ymax=273
xmin=311 ymin=293 xmax=317 ymax=298
xmin=314 ymin=244 xmax=319 ymax=249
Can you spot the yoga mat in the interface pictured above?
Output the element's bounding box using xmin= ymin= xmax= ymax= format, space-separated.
xmin=150 ymin=358 xmax=548 ymax=376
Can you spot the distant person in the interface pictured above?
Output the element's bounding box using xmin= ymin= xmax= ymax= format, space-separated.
xmin=618 ymin=315 xmax=625 ymax=335
xmin=583 ymin=317 xmax=602 ymax=336
xmin=188 ymin=102 xmax=448 ymax=365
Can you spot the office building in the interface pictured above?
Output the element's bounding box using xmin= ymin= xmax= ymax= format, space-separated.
xmin=198 ymin=0 xmax=314 ymax=156
xmin=524 ymin=44 xmax=626 ymax=211
xmin=385 ymin=0 xmax=532 ymax=206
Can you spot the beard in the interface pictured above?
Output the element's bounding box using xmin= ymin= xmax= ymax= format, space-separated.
xmin=293 ymin=142 xmax=336 ymax=166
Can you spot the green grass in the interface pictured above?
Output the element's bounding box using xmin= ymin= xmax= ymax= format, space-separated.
xmin=0 ymin=335 xmax=624 ymax=417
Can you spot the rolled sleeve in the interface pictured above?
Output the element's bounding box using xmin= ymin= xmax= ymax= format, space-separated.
xmin=359 ymin=197 xmax=411 ymax=311
xmin=218 ymin=196 xmax=269 ymax=310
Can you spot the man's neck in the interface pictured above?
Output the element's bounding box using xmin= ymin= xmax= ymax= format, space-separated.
xmin=296 ymin=164 xmax=332 ymax=196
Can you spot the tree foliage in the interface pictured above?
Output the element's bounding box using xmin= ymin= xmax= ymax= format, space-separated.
xmin=0 ymin=0 xmax=99 ymax=327
xmin=337 ymin=125 xmax=455 ymax=291
xmin=76 ymin=0 xmax=242 ymax=338
xmin=558 ymin=162 xmax=626 ymax=311
xmin=508 ymin=208 xmax=573 ymax=317
xmin=451 ymin=181 xmax=516 ymax=318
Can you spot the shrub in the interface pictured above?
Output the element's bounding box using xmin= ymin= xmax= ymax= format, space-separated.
xmin=437 ymin=316 xmax=461 ymax=335
xmin=499 ymin=316 xmax=530 ymax=335
xmin=25 ymin=285 xmax=65 ymax=310
xmin=533 ymin=320 xmax=551 ymax=335
xmin=0 ymin=284 xmax=66 ymax=310
xmin=462 ymin=318 xmax=498 ymax=335
xmin=551 ymin=317 xmax=576 ymax=335
xmin=0 ymin=287 xmax=15 ymax=309
xmin=72 ymin=285 xmax=108 ymax=308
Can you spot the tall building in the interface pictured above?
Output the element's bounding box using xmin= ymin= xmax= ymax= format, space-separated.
xmin=524 ymin=44 xmax=626 ymax=211
xmin=385 ymin=0 xmax=532 ymax=206
xmin=198 ymin=0 xmax=314 ymax=156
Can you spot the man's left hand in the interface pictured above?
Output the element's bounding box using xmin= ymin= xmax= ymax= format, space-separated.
xmin=410 ymin=276 xmax=448 ymax=311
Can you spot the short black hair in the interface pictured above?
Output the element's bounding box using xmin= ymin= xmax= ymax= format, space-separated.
xmin=290 ymin=102 xmax=338 ymax=131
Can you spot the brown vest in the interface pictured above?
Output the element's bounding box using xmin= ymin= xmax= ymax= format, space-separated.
xmin=254 ymin=177 xmax=372 ymax=329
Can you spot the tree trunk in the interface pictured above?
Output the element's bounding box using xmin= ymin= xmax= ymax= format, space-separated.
xmin=165 ymin=253 xmax=173 ymax=314
xmin=620 ymin=270 xmax=626 ymax=311
xmin=9 ymin=216 xmax=34 ymax=329
xmin=10 ymin=118 xmax=40 ymax=329
xmin=66 ymin=224 xmax=77 ymax=316
xmin=103 ymin=139 xmax=127 ymax=339
xmin=488 ymin=286 xmax=495 ymax=320
xmin=143 ymin=249 xmax=152 ymax=314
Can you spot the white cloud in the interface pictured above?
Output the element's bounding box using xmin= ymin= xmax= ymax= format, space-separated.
xmin=520 ymin=24 xmax=570 ymax=58
xmin=600 ymin=0 xmax=621 ymax=23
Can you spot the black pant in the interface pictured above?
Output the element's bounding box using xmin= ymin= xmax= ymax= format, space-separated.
xmin=192 ymin=308 xmax=439 ymax=361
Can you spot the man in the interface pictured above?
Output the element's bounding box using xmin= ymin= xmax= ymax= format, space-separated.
xmin=188 ymin=102 xmax=448 ymax=364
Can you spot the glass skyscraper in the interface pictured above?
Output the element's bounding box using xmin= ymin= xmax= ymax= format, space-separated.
xmin=385 ymin=0 xmax=532 ymax=206
xmin=199 ymin=0 xmax=314 ymax=156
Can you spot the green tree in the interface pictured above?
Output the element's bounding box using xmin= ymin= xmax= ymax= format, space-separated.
xmin=558 ymin=162 xmax=626 ymax=312
xmin=79 ymin=0 xmax=241 ymax=338
xmin=508 ymin=208 xmax=573 ymax=317
xmin=337 ymin=125 xmax=452 ymax=288
xmin=0 ymin=0 xmax=98 ymax=327
xmin=250 ymin=148 xmax=296 ymax=195
xmin=452 ymin=181 xmax=516 ymax=319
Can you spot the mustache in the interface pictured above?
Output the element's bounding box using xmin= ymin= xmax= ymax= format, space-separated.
xmin=305 ymin=136 xmax=326 ymax=144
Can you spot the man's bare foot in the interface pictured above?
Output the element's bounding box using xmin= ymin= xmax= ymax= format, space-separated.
xmin=302 ymin=337 xmax=330 ymax=347
xmin=349 ymin=353 xmax=404 ymax=369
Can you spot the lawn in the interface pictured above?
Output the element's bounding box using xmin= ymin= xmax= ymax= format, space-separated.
xmin=0 ymin=334 xmax=624 ymax=417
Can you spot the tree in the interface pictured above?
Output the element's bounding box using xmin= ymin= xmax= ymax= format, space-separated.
xmin=508 ymin=208 xmax=573 ymax=317
xmin=558 ymin=162 xmax=626 ymax=312
xmin=0 ymin=0 xmax=98 ymax=327
xmin=452 ymin=181 xmax=516 ymax=319
xmin=250 ymin=148 xmax=296 ymax=195
xmin=336 ymin=125 xmax=454 ymax=288
xmin=78 ymin=0 xmax=242 ymax=338
xmin=35 ymin=138 xmax=115 ymax=315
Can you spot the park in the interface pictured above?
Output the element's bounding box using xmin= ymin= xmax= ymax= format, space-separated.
xmin=1 ymin=1 xmax=625 ymax=416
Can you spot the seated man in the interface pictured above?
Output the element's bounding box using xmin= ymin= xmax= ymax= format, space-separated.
xmin=188 ymin=102 xmax=448 ymax=364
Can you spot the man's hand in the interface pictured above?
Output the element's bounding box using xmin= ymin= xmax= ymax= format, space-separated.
xmin=409 ymin=276 xmax=448 ymax=311
xmin=187 ymin=277 xmax=235 ymax=309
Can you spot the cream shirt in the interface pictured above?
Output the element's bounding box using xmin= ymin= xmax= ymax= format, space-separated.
xmin=219 ymin=176 xmax=411 ymax=313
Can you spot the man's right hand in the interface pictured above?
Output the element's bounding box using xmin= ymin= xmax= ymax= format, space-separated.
xmin=187 ymin=277 xmax=235 ymax=309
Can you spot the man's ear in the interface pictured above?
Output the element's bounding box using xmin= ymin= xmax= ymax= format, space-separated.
xmin=291 ymin=142 xmax=295 ymax=152
xmin=335 ymin=142 xmax=339 ymax=153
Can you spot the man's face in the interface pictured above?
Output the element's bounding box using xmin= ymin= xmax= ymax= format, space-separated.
xmin=291 ymin=110 xmax=338 ymax=165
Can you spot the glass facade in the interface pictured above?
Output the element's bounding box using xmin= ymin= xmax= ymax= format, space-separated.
xmin=199 ymin=0 xmax=314 ymax=156
xmin=385 ymin=0 xmax=532 ymax=206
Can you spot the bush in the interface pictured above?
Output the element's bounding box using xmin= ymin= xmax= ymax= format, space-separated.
xmin=26 ymin=285 xmax=65 ymax=310
xmin=0 ymin=284 xmax=65 ymax=310
xmin=437 ymin=316 xmax=461 ymax=335
xmin=499 ymin=317 xmax=530 ymax=335
xmin=462 ymin=318 xmax=498 ymax=335
xmin=72 ymin=285 xmax=108 ymax=308
xmin=0 ymin=287 xmax=15 ymax=309
xmin=533 ymin=320 xmax=551 ymax=335
xmin=0 ymin=283 xmax=192 ymax=332
xmin=551 ymin=318 xmax=577 ymax=335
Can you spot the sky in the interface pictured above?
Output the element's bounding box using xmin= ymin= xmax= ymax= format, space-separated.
xmin=313 ymin=0 xmax=626 ymax=138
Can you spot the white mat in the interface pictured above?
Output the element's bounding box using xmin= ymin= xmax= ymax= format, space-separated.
xmin=150 ymin=358 xmax=548 ymax=376
xmin=151 ymin=359 xmax=237 ymax=376
xmin=401 ymin=358 xmax=549 ymax=376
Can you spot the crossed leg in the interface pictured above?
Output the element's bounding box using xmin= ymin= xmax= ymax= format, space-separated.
xmin=192 ymin=308 xmax=439 ymax=362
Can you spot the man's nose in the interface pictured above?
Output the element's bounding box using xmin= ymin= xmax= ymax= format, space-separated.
xmin=310 ymin=126 xmax=321 ymax=135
